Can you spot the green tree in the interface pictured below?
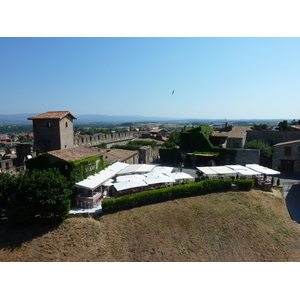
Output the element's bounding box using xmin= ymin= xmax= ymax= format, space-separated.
xmin=7 ymin=168 xmax=72 ymax=224
xmin=168 ymin=131 xmax=181 ymax=145
xmin=162 ymin=141 xmax=176 ymax=149
xmin=244 ymin=139 xmax=273 ymax=158
xmin=0 ymin=172 xmax=17 ymax=210
xmin=277 ymin=120 xmax=290 ymax=131
xmin=251 ymin=123 xmax=269 ymax=130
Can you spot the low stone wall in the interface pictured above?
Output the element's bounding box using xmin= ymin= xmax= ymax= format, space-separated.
xmin=234 ymin=149 xmax=260 ymax=165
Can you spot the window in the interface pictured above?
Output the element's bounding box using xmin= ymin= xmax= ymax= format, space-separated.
xmin=47 ymin=122 xmax=51 ymax=128
xmin=284 ymin=146 xmax=292 ymax=156
xmin=65 ymin=122 xmax=68 ymax=128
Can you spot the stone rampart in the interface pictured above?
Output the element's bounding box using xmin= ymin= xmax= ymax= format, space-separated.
xmin=74 ymin=131 xmax=134 ymax=147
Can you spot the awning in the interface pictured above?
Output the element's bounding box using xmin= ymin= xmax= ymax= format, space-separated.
xmin=246 ymin=164 xmax=280 ymax=175
xmin=75 ymin=161 xmax=129 ymax=190
xmin=75 ymin=169 xmax=116 ymax=190
xmin=197 ymin=167 xmax=219 ymax=175
xmin=117 ymin=164 xmax=156 ymax=175
xmin=107 ymin=161 xmax=129 ymax=173
xmin=169 ymin=172 xmax=194 ymax=180
xmin=153 ymin=166 xmax=174 ymax=174
xmin=144 ymin=172 xmax=176 ymax=184
xmin=197 ymin=166 xmax=237 ymax=176
xmin=113 ymin=179 xmax=148 ymax=191
xmin=226 ymin=165 xmax=261 ymax=176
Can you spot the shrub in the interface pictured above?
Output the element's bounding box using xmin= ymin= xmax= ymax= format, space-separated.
xmin=234 ymin=179 xmax=254 ymax=190
xmin=0 ymin=172 xmax=18 ymax=210
xmin=6 ymin=168 xmax=72 ymax=225
xmin=102 ymin=178 xmax=233 ymax=212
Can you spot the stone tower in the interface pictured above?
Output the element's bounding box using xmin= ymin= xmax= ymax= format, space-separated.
xmin=28 ymin=111 xmax=77 ymax=154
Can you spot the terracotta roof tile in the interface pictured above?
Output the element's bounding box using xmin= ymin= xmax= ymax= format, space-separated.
xmin=46 ymin=146 xmax=138 ymax=163
xmin=212 ymin=126 xmax=251 ymax=139
xmin=28 ymin=111 xmax=77 ymax=120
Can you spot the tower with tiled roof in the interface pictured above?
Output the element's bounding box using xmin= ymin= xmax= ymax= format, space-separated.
xmin=28 ymin=111 xmax=77 ymax=154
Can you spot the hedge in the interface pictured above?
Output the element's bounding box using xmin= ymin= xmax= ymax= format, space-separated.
xmin=102 ymin=178 xmax=233 ymax=212
xmin=234 ymin=179 xmax=254 ymax=190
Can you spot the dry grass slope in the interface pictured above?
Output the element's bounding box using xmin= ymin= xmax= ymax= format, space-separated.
xmin=1 ymin=189 xmax=300 ymax=262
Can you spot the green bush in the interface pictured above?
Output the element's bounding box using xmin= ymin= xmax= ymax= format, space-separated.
xmin=0 ymin=172 xmax=18 ymax=210
xmin=6 ymin=168 xmax=72 ymax=225
xmin=234 ymin=179 xmax=254 ymax=190
xmin=102 ymin=178 xmax=233 ymax=212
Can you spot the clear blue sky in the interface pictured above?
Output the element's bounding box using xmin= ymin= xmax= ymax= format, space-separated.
xmin=1 ymin=37 xmax=300 ymax=120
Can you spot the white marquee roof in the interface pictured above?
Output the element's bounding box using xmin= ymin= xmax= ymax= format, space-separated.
xmin=246 ymin=164 xmax=280 ymax=175
xmin=197 ymin=166 xmax=237 ymax=176
xmin=226 ymin=165 xmax=261 ymax=176
xmin=117 ymin=164 xmax=156 ymax=175
xmin=75 ymin=169 xmax=116 ymax=190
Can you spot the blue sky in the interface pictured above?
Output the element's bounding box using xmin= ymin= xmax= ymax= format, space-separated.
xmin=1 ymin=37 xmax=300 ymax=120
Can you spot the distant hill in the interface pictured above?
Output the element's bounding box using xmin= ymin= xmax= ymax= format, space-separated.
xmin=0 ymin=113 xmax=287 ymax=125
xmin=1 ymin=189 xmax=300 ymax=262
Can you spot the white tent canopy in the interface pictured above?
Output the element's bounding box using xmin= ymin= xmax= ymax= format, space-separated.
xmin=117 ymin=164 xmax=156 ymax=175
xmin=197 ymin=167 xmax=219 ymax=175
xmin=143 ymin=172 xmax=176 ymax=184
xmin=196 ymin=166 xmax=237 ymax=176
xmin=107 ymin=161 xmax=129 ymax=173
xmin=75 ymin=169 xmax=116 ymax=190
xmin=75 ymin=161 xmax=129 ymax=190
xmin=226 ymin=165 xmax=261 ymax=176
xmin=116 ymin=174 xmax=147 ymax=182
xmin=169 ymin=172 xmax=194 ymax=180
xmin=113 ymin=179 xmax=148 ymax=191
xmin=246 ymin=164 xmax=280 ymax=175
xmin=153 ymin=166 xmax=174 ymax=174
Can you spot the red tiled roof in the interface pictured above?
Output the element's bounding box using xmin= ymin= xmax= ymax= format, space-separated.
xmin=28 ymin=111 xmax=77 ymax=120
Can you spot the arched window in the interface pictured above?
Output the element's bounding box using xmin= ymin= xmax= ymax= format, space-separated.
xmin=47 ymin=122 xmax=51 ymax=128
xmin=66 ymin=122 xmax=68 ymax=128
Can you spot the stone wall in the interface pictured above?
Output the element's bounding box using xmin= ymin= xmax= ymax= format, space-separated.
xmin=234 ymin=149 xmax=260 ymax=165
xmin=246 ymin=130 xmax=300 ymax=145
xmin=74 ymin=131 xmax=134 ymax=147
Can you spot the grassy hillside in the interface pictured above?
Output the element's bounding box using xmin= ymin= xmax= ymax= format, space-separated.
xmin=1 ymin=189 xmax=300 ymax=262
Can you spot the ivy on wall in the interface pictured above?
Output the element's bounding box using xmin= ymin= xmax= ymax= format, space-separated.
xmin=26 ymin=153 xmax=106 ymax=184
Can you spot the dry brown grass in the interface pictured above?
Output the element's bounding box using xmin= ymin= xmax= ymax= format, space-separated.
xmin=1 ymin=189 xmax=300 ymax=262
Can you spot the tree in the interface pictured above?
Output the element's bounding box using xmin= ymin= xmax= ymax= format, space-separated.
xmin=290 ymin=119 xmax=300 ymax=125
xmin=244 ymin=139 xmax=273 ymax=158
xmin=0 ymin=172 xmax=17 ymax=210
xmin=162 ymin=141 xmax=176 ymax=149
xmin=277 ymin=120 xmax=290 ymax=131
xmin=168 ymin=131 xmax=181 ymax=145
xmin=6 ymin=168 xmax=72 ymax=224
xmin=251 ymin=123 xmax=269 ymax=130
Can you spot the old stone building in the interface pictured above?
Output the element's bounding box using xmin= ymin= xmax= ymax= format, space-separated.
xmin=211 ymin=124 xmax=251 ymax=149
xmin=272 ymin=139 xmax=300 ymax=174
xmin=28 ymin=111 xmax=77 ymax=154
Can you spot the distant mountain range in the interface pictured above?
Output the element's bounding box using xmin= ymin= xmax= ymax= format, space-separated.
xmin=0 ymin=113 xmax=288 ymax=125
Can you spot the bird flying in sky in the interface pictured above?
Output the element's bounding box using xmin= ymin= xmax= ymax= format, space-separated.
xmin=172 ymin=90 xmax=174 ymax=95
